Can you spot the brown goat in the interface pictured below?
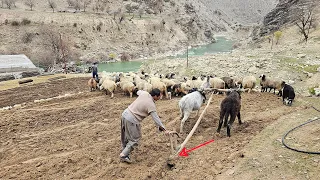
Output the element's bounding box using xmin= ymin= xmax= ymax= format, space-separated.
xmin=222 ymin=77 xmax=235 ymax=89
xmin=88 ymin=78 xmax=97 ymax=91
xmin=217 ymin=90 xmax=242 ymax=137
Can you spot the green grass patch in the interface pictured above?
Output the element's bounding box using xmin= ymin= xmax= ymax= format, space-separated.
xmin=302 ymin=65 xmax=319 ymax=73
xmin=312 ymin=37 xmax=320 ymax=41
xmin=278 ymin=56 xmax=319 ymax=73
xmin=308 ymin=86 xmax=316 ymax=95
xmin=279 ymin=57 xmax=298 ymax=64
xmin=124 ymin=14 xmax=153 ymax=20
xmin=289 ymin=64 xmax=319 ymax=74
xmin=246 ymin=55 xmax=256 ymax=58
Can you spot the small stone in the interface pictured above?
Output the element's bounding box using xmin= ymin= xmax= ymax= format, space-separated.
xmin=36 ymin=162 xmax=42 ymax=167
xmin=215 ymin=161 xmax=223 ymax=170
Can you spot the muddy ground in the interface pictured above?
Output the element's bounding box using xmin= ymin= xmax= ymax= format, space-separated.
xmin=0 ymin=77 xmax=319 ymax=179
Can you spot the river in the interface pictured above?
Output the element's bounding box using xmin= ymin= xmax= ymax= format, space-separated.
xmin=98 ymin=36 xmax=233 ymax=73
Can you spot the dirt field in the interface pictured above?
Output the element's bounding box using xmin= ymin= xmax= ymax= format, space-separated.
xmin=0 ymin=77 xmax=319 ymax=179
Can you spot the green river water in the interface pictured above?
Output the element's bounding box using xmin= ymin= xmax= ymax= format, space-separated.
xmin=98 ymin=36 xmax=233 ymax=72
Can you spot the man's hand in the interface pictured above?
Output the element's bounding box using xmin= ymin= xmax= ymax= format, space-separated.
xmin=164 ymin=130 xmax=180 ymax=137
xmin=159 ymin=126 xmax=166 ymax=132
xmin=164 ymin=130 xmax=171 ymax=135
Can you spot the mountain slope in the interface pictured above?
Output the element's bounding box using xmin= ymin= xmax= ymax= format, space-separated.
xmin=0 ymin=0 xmax=278 ymax=68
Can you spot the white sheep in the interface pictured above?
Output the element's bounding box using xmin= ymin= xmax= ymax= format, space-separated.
xmin=119 ymin=73 xmax=134 ymax=82
xmin=100 ymin=79 xmax=117 ymax=98
xmin=209 ymin=77 xmax=225 ymax=88
xmin=209 ymin=77 xmax=225 ymax=94
xmin=117 ymin=81 xmax=136 ymax=98
xmin=135 ymin=79 xmax=153 ymax=93
xmin=178 ymin=90 xmax=206 ymax=133
xmin=143 ymin=82 xmax=153 ymax=93
xmin=242 ymin=75 xmax=257 ymax=93
xmin=148 ymin=77 xmax=169 ymax=99
xmin=152 ymin=81 xmax=169 ymax=99
xmin=190 ymin=76 xmax=205 ymax=89
xmin=161 ymin=78 xmax=177 ymax=97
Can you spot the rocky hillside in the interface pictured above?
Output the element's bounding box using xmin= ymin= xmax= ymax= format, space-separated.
xmin=0 ymin=0 xmax=277 ymax=69
xmin=260 ymin=0 xmax=320 ymax=36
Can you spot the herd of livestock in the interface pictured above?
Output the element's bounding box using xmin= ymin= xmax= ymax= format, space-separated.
xmin=87 ymin=71 xmax=296 ymax=136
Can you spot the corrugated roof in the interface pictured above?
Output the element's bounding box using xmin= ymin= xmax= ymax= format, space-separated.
xmin=0 ymin=54 xmax=36 ymax=69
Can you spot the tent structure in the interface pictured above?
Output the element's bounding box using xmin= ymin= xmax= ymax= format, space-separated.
xmin=0 ymin=54 xmax=38 ymax=73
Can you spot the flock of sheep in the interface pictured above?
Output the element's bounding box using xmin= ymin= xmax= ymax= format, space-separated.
xmin=87 ymin=71 xmax=295 ymax=137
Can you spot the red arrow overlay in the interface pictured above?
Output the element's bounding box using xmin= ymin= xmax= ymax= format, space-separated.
xmin=179 ymin=139 xmax=215 ymax=157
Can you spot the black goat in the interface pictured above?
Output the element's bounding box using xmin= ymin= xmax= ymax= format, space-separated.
xmin=217 ymin=90 xmax=242 ymax=137
xmin=281 ymin=82 xmax=295 ymax=106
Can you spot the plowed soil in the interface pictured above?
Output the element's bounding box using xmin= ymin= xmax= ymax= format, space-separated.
xmin=0 ymin=77 xmax=315 ymax=179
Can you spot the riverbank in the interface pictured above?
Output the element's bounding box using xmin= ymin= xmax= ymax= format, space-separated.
xmin=140 ymin=26 xmax=320 ymax=96
xmin=98 ymin=36 xmax=235 ymax=73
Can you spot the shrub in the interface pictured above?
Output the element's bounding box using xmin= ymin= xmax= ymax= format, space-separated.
xmin=11 ymin=21 xmax=20 ymax=26
xmin=4 ymin=19 xmax=9 ymax=25
xmin=21 ymin=18 xmax=31 ymax=25
xmin=232 ymin=42 xmax=242 ymax=49
xmin=274 ymin=31 xmax=282 ymax=44
xmin=109 ymin=53 xmax=116 ymax=60
xmin=308 ymin=86 xmax=316 ymax=95
xmin=120 ymin=52 xmax=130 ymax=61
xmin=73 ymin=23 xmax=77 ymax=27
xmin=22 ymin=32 xmax=34 ymax=43
xmin=97 ymin=22 xmax=103 ymax=32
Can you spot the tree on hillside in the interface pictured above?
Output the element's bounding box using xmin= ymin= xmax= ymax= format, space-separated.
xmin=24 ymin=0 xmax=35 ymax=11
xmin=274 ymin=31 xmax=282 ymax=45
xmin=81 ymin=0 xmax=91 ymax=12
xmin=291 ymin=1 xmax=318 ymax=43
xmin=4 ymin=0 xmax=14 ymax=9
xmin=48 ymin=0 xmax=57 ymax=12
xmin=66 ymin=0 xmax=74 ymax=7
xmin=112 ymin=8 xmax=121 ymax=20
xmin=11 ymin=0 xmax=17 ymax=7
xmin=41 ymin=27 xmax=71 ymax=69
xmin=93 ymin=0 xmax=108 ymax=13
xmin=73 ymin=0 xmax=81 ymax=11
xmin=138 ymin=8 xmax=144 ymax=18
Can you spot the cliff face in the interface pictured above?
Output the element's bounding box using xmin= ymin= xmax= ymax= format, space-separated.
xmin=260 ymin=0 xmax=299 ymax=35
xmin=260 ymin=0 xmax=319 ymax=36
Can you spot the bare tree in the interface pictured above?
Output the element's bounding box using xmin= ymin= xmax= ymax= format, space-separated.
xmin=81 ymin=0 xmax=91 ymax=12
xmin=4 ymin=0 xmax=14 ymax=9
xmin=112 ymin=8 xmax=121 ymax=20
xmin=41 ymin=27 xmax=71 ymax=68
xmin=291 ymin=1 xmax=318 ymax=43
xmin=66 ymin=0 xmax=74 ymax=7
xmin=11 ymin=0 xmax=17 ymax=7
xmin=25 ymin=0 xmax=35 ymax=11
xmin=93 ymin=0 xmax=108 ymax=13
xmin=138 ymin=8 xmax=144 ymax=18
xmin=73 ymin=0 xmax=81 ymax=11
xmin=48 ymin=0 xmax=57 ymax=12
